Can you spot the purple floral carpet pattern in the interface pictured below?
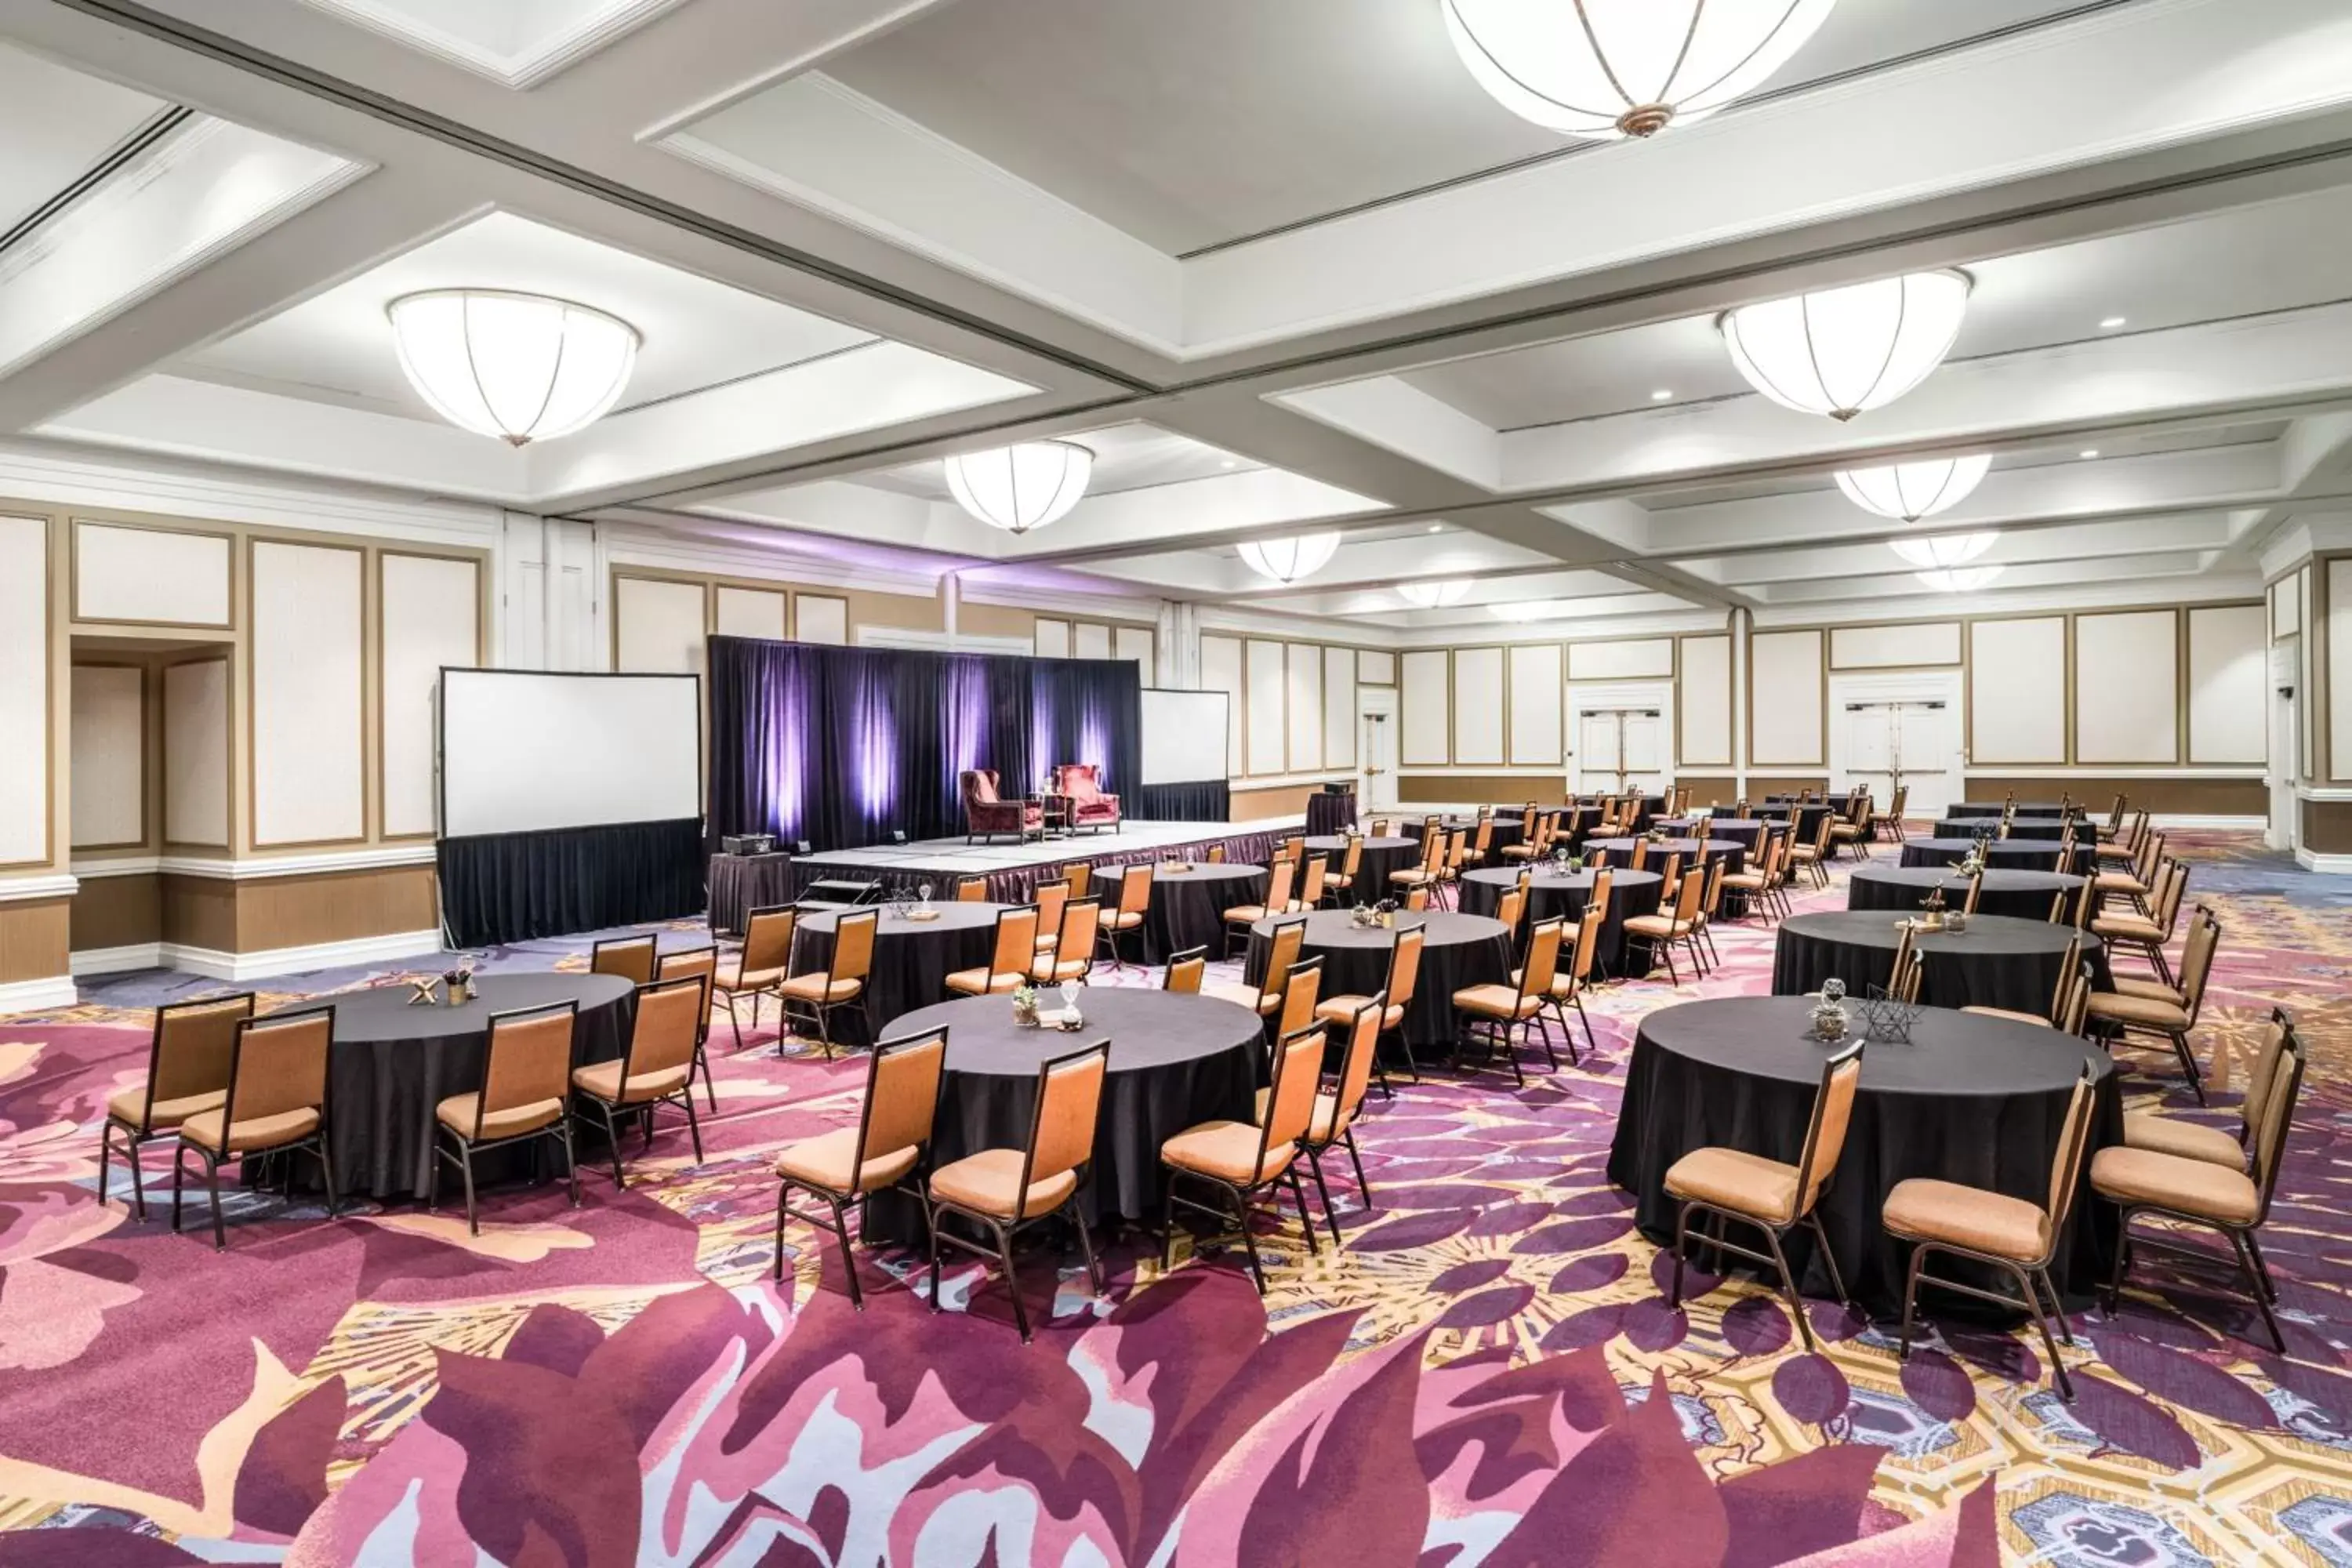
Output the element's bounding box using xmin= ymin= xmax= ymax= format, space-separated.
xmin=0 ymin=830 xmax=2343 ymax=1565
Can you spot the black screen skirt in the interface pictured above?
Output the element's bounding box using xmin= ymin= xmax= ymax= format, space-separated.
xmin=437 ymin=818 xmax=703 ymax=949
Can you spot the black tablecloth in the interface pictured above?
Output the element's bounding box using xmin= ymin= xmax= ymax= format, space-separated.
xmin=863 ymin=989 xmax=1262 ymax=1239
xmin=1457 ymin=866 xmax=1665 ymax=977
xmin=297 ymin=972 xmax=637 ymax=1200
xmin=1901 ymin=837 xmax=2091 ymax=874
xmin=1305 ymin=790 xmax=1359 ymax=837
xmin=793 ymin=904 xmax=1003 ymax=1039
xmin=1245 ymin=909 xmax=1510 ymax=1058
xmin=1144 ymin=863 xmax=1269 ymax=964
xmin=708 ymin=851 xmax=793 ymax=937
xmin=1943 ymin=817 xmax=2071 ymax=842
xmin=1307 ymin=834 xmax=1418 ymax=896
xmin=1584 ymin=837 xmax=1746 ymax=881
xmin=1772 ymin=912 xmax=2109 ymax=1013
xmin=1947 ymin=801 xmax=2067 ymax=819
xmin=1848 ymin=865 xmax=2084 ymax=923
xmin=1658 ymin=817 xmax=1767 ymax=853
xmin=1606 ymin=996 xmax=2122 ymax=1313
xmin=1754 ymin=802 xmax=1833 ymax=843
xmin=1403 ymin=815 xmax=1526 ymax=854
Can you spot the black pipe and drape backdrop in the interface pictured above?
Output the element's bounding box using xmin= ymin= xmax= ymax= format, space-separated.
xmin=711 ymin=634 xmax=1213 ymax=852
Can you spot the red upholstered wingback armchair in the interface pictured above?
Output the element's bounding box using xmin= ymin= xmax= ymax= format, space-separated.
xmin=962 ymin=769 xmax=1042 ymax=844
xmin=1051 ymin=764 xmax=1121 ymax=833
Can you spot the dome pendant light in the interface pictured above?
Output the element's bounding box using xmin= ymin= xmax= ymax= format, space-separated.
xmin=943 ymin=441 xmax=1094 ymax=535
xmin=1443 ymin=0 xmax=1838 ymax=140
xmin=1721 ymin=270 xmax=1971 ymax=421
xmin=1396 ymin=578 xmax=1472 ymax=609
xmin=388 ymin=289 xmax=640 ymax=445
xmin=1238 ymin=533 xmax=1341 ymax=586
xmin=1835 ymin=455 xmax=1991 ymax=521
xmin=1914 ymin=566 xmax=2002 ymax=593
xmin=1887 ymin=532 xmax=1997 ymax=572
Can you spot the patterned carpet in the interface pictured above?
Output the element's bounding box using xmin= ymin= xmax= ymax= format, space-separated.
xmin=0 ymin=830 xmax=2345 ymax=1566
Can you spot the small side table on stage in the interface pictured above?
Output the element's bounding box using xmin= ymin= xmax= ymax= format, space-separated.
xmin=709 ymin=851 xmax=793 ymax=938
xmin=1039 ymin=793 xmax=1074 ymax=840
xmin=1305 ymin=786 xmax=1358 ymax=837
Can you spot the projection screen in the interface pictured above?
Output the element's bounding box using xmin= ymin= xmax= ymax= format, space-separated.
xmin=1141 ymin=688 xmax=1230 ymax=785
xmin=439 ymin=670 xmax=702 ymax=838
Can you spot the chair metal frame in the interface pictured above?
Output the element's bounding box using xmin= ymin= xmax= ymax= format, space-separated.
xmin=98 ymin=991 xmax=255 ymax=1220
xmin=775 ymin=1025 xmax=947 ymax=1310
xmin=589 ymin=934 xmax=657 ymax=985
xmin=715 ymin=905 xmax=796 ymax=1052
xmin=171 ymin=1007 xmax=340 ymax=1251
xmin=430 ymin=1000 xmax=583 ymax=1234
xmin=1161 ymin=1025 xmax=1324 ymax=1293
xmin=571 ymin=974 xmax=709 ymax=1184
xmin=779 ymin=908 xmax=878 ymax=1059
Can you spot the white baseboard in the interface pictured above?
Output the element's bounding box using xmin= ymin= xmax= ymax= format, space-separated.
xmin=71 ymin=942 xmax=165 ymax=976
xmin=2151 ymin=815 xmax=2268 ymax=829
xmin=160 ymin=929 xmax=445 ymax=982
xmin=0 ymin=975 xmax=78 ymax=1014
xmin=2295 ymin=848 xmax=2352 ymax=874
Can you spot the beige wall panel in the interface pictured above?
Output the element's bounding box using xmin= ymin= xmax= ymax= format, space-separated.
xmin=71 ymin=872 xmax=161 ymax=952
xmin=1199 ymin=634 xmax=1245 ymax=782
xmin=382 ymin=554 xmax=480 ymax=839
xmin=1116 ymin=625 xmax=1154 ymax=668
xmin=1401 ymin=651 xmax=1450 ymax=766
xmin=163 ymin=659 xmax=230 ymax=848
xmin=2186 ymin=603 xmax=2267 ymax=767
xmin=1323 ymin=646 xmax=1357 ymax=769
xmin=74 ymin=521 xmax=230 ymax=626
xmin=1245 ymin=638 xmax=1287 ymax=776
xmin=2074 ymin=609 xmax=2179 ymax=764
xmin=1969 ymin=618 xmax=2067 ymax=765
xmin=70 ymin=664 xmax=143 ymax=848
xmin=796 ymin=593 xmax=848 ymax=645
xmin=1285 ymin=644 xmax=1324 ymax=771
xmin=252 ymin=541 xmax=364 ymax=846
xmin=1453 ymin=647 xmax=1505 ymax=766
xmin=1033 ymin=617 xmax=1071 ymax=659
xmin=0 ymin=900 xmax=70 ymax=983
xmin=2332 ymin=562 xmax=2352 ymax=779
xmin=1073 ymin=622 xmax=1112 ymax=660
xmin=615 ymin=576 xmax=706 ymax=673
xmin=1507 ymin=643 xmax=1563 ymax=767
xmin=1748 ymin=629 xmax=1824 ymax=768
xmin=2271 ymin=576 xmax=2299 ymax=639
xmin=713 ymin=585 xmax=788 ymax=641
xmin=2301 ymin=569 xmax=2315 ymax=779
xmin=1830 ymin=621 xmax=1961 ymax=670
xmin=1569 ymin=638 xmax=1673 ymax=682
xmin=0 ymin=517 xmax=49 ymax=866
xmin=1359 ymin=649 xmax=1396 ymax=686
xmin=1678 ymin=634 xmax=1733 ymax=767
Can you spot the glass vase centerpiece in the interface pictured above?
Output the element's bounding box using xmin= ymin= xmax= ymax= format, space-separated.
xmin=1808 ymin=977 xmax=1850 ymax=1041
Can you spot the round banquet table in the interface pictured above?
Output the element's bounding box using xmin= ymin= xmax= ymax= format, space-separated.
xmin=1555 ymin=804 xmax=1606 ymax=844
xmin=1306 ymin=834 xmax=1419 ymax=897
xmin=794 ymin=903 xmax=1003 ymax=1042
xmin=1755 ymin=802 xmax=1833 ymax=843
xmin=1304 ymin=789 xmax=1359 ymax=837
xmin=299 ymin=972 xmax=637 ymax=1200
xmin=1605 ymin=996 xmax=2122 ymax=1313
xmin=1772 ymin=911 xmax=2108 ymax=1013
xmin=1947 ymin=801 xmax=2067 ymax=819
xmin=1657 ymin=817 xmax=1767 ymax=853
xmin=1942 ymin=816 xmax=2071 ymax=842
xmin=1403 ymin=815 xmax=1526 ymax=853
xmin=1456 ymin=865 xmax=1665 ymax=977
xmin=1900 ymin=837 xmax=2090 ymax=874
xmin=1142 ymin=862 xmax=1268 ymax=964
xmin=1584 ymin=837 xmax=1746 ymax=884
xmin=1848 ymin=864 xmax=2084 ymax=924
xmin=1243 ymin=909 xmax=1511 ymax=1058
xmin=862 ymin=988 xmax=1261 ymax=1240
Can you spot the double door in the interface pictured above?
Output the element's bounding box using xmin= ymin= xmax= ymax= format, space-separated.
xmin=1577 ymin=709 xmax=1664 ymax=796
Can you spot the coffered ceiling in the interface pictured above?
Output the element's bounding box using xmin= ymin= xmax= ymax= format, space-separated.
xmin=7 ymin=0 xmax=2352 ymax=642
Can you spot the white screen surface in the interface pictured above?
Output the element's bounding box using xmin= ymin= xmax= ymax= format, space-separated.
xmin=440 ymin=670 xmax=701 ymax=837
xmin=1141 ymin=689 xmax=1230 ymax=785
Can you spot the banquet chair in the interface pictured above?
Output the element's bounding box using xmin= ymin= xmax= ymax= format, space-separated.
xmin=1324 ymin=835 xmax=1365 ymax=902
xmin=1163 ymin=946 xmax=1208 ymax=994
xmin=173 ymin=1007 xmax=339 ymax=1250
xmin=1526 ymin=905 xmax=1606 ymax=1065
xmin=1369 ymin=818 xmax=1392 ymax=838
xmin=1690 ymin=856 xmax=1728 ymax=968
xmin=571 ymin=974 xmax=706 ymax=1184
xmin=1258 ymin=994 xmax=1383 ymax=1246
xmin=2095 ymin=808 xmax=2150 ymax=862
xmin=773 ymin=1025 xmax=946 ymax=1310
xmin=1389 ymin=832 xmax=1444 ymax=902
xmin=1403 ymin=885 xmax=1431 ymax=912
xmin=1295 ymin=855 xmax=1329 ymax=912
xmin=1161 ymin=1024 xmax=1326 ymax=1294
xmin=1624 ymin=866 xmax=1706 ymax=985
xmin=1962 ymin=870 xmax=1986 ymax=916
xmin=1031 ymin=898 xmax=1102 ymax=985
xmin=1451 ymin=916 xmax=1563 ymax=1086
xmin=655 ymin=946 xmax=721 ymax=1110
xmin=1886 ymin=924 xmax=1923 ymax=1005
xmin=2094 ymin=830 xmax=2166 ymax=914
xmin=1436 ymin=830 xmax=1469 ymax=909
xmin=715 ymin=906 xmax=795 ymax=1051
xmin=956 ymin=876 xmax=989 ymax=903
xmin=1828 ymin=793 xmax=1870 ymax=860
xmin=1664 ymin=1040 xmax=1864 ymax=1352
xmin=2092 ymin=1017 xmax=2304 ymax=1352
xmin=1870 ymin=784 xmax=1910 ymax=844
xmin=1032 ymin=880 xmax=1070 ymax=956
xmin=100 ymin=992 xmax=253 ymax=1221
xmin=778 ymin=908 xmax=875 ymax=1058
xmin=2098 ymin=793 xmax=2129 ymax=840
xmin=1886 ymin=1060 xmax=2098 ymax=1401
xmin=1460 ymin=816 xmax=1495 ymax=869
xmin=1062 ymin=862 xmax=1091 ymax=900
xmin=1734 ymin=797 xmax=1751 ymax=820
xmin=2123 ymin=1005 xmax=2292 ymax=1168
xmin=927 ymin=1039 xmax=1109 ymax=1341
xmin=1278 ymin=834 xmax=1306 ymax=864
xmin=946 ymin=906 xmax=1044 ymax=996
xmin=2085 ymin=905 xmax=2220 ymax=1102
xmin=1097 ymin=865 xmax=1154 ymax=969
xmin=1221 ymin=858 xmax=1296 ymax=958
xmin=1788 ymin=811 xmax=1837 ymax=889
xmin=1316 ymin=924 xmax=1425 ymax=1095
xmin=431 ymin=1001 xmax=581 ymax=1234
xmin=1720 ymin=831 xmax=1781 ymax=924
xmin=1270 ymin=956 xmax=1326 ymax=1047
xmin=1494 ymin=875 xmax=1530 ymax=946
xmin=1207 ymin=843 xmax=1228 ymax=863
xmin=961 ymin=768 xmax=1042 ymax=844
xmin=590 ymin=935 xmax=657 ymax=985
xmin=1204 ymin=913 xmax=1307 ymax=1030
xmin=1629 ymin=837 xmax=1650 ymax=872
xmin=1964 ymin=934 xmax=2084 ymax=1031
xmin=1501 ymin=811 xmax=1549 ymax=862
xmin=2093 ymin=859 xmax=2188 ymax=985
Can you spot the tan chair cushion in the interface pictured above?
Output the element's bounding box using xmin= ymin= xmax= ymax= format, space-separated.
xmin=944 ymin=967 xmax=1025 ymax=996
xmin=1453 ymin=982 xmax=1537 ymax=1021
xmin=2093 ymin=915 xmax=2163 ymax=940
xmin=1314 ymin=994 xmax=1402 ymax=1030
xmin=1162 ymin=1120 xmax=1294 ymax=1185
xmin=1882 ymin=1177 xmax=2050 ymax=1262
xmin=1388 ymin=869 xmax=1432 ymax=885
xmin=773 ymin=1127 xmax=920 ymax=1194
xmin=779 ymin=974 xmax=862 ymax=1004
xmin=929 ymin=1148 xmax=1078 ymax=1220
xmin=2111 ymin=976 xmax=2182 ymax=1004
xmin=2089 ymin=1145 xmax=2259 ymax=1225
xmin=1201 ymin=979 xmax=1276 ymax=1015
xmin=2085 ymin=992 xmax=2189 ymax=1029
xmin=107 ymin=1083 xmax=223 ymax=1132
xmin=1958 ymin=1005 xmax=2050 ymax=1028
xmin=435 ymin=1093 xmax=564 ymax=1141
xmin=714 ymin=962 xmax=783 ymax=993
xmin=571 ymin=1059 xmax=691 ymax=1105
xmin=1034 ymin=957 xmax=1089 ymax=984
xmin=1222 ymin=905 xmax=1269 ymax=924
xmin=1663 ymin=1148 xmax=1798 ymax=1225
xmin=1035 ymin=935 xmax=1061 ymax=953
xmin=2122 ymin=1112 xmax=2246 ymax=1171
xmin=1254 ymin=1087 xmax=1342 ymax=1143
xmin=1098 ymin=909 xmax=1143 ymax=931
xmin=180 ymin=1105 xmax=320 ymax=1154
xmin=1622 ymin=915 xmax=1690 ymax=938
xmin=2093 ymin=873 xmax=2148 ymax=891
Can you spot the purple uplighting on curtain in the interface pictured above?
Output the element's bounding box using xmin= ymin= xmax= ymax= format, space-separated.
xmin=854 ymin=667 xmax=896 ymax=826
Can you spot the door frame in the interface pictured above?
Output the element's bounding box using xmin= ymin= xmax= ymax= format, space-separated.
xmin=1566 ymin=681 xmax=1673 ymax=796
xmin=1828 ymin=669 xmax=1963 ymax=816
xmin=2268 ymin=642 xmax=2297 ymax=851
xmin=1358 ymin=684 xmax=1399 ymax=811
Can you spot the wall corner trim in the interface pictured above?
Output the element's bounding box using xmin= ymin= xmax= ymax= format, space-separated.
xmin=0 ymin=975 xmax=78 ymax=1015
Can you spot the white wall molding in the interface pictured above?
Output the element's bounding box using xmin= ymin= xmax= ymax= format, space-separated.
xmin=1962 ymin=767 xmax=2264 ymax=780
xmin=161 ymin=928 xmax=445 ymax=982
xmin=1753 ymin=575 xmax=2267 ymax=627
xmin=71 ymin=942 xmax=163 ymax=977
xmin=0 ymin=975 xmax=77 ymax=1015
xmin=0 ymin=873 xmax=78 ymax=903
xmin=1230 ymin=771 xmax=1356 ymax=790
xmin=80 ymin=844 xmax=440 ymax=881
xmin=601 ymin=518 xmax=942 ymax=600
xmin=2295 ymin=848 xmax=2352 ymax=873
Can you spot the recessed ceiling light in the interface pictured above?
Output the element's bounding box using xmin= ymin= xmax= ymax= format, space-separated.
xmin=1650 ymin=389 xmax=1673 ymax=402
xmin=1428 ymin=523 xmax=1443 ymax=533
xmin=2099 ymin=316 xmax=2127 ymax=330
xmin=2078 ymin=449 xmax=2100 ymax=459
xmin=1219 ymin=459 xmax=1237 ymax=468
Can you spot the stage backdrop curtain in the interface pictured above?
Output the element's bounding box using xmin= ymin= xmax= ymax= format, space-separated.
xmin=710 ymin=635 xmax=1150 ymax=851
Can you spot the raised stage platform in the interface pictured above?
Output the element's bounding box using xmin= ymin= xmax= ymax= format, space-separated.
xmin=788 ymin=818 xmax=1309 ymax=904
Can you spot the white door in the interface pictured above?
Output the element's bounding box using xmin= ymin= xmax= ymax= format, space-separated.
xmin=2270 ymin=658 xmax=2297 ymax=851
xmin=1621 ymin=712 xmax=1665 ymax=793
xmin=1361 ymin=710 xmax=1399 ymax=811
xmin=1577 ymin=712 xmax=1622 ymax=794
